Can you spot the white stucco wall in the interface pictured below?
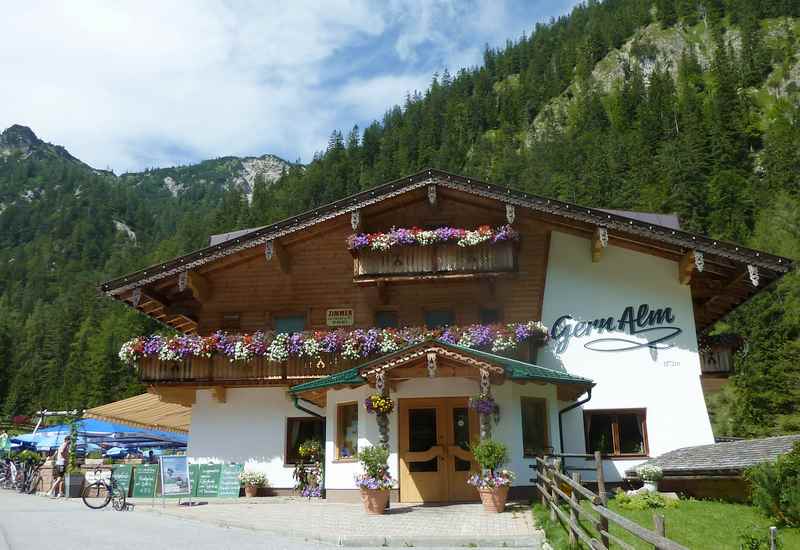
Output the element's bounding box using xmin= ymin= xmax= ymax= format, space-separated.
xmin=539 ymin=231 xmax=715 ymax=481
xmin=188 ymin=387 xmax=321 ymax=489
xmin=324 ymin=378 xmax=561 ymax=491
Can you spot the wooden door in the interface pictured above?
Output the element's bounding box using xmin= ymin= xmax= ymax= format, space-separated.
xmin=398 ymin=397 xmax=479 ymax=503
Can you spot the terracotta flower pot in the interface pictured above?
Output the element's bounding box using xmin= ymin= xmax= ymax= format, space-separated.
xmin=244 ymin=484 xmax=259 ymax=497
xmin=360 ymin=488 xmax=390 ymax=515
xmin=478 ymin=485 xmax=509 ymax=513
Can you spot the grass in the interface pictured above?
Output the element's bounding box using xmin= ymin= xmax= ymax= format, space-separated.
xmin=532 ymin=498 xmax=800 ymax=550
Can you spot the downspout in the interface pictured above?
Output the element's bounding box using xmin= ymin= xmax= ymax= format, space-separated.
xmin=292 ymin=395 xmax=325 ymax=419
xmin=557 ymin=387 xmax=592 ymax=454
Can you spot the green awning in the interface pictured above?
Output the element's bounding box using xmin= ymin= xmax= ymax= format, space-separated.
xmin=289 ymin=339 xmax=593 ymax=394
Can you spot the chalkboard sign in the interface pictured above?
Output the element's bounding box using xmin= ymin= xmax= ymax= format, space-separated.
xmin=218 ymin=464 xmax=243 ymax=498
xmin=112 ymin=465 xmax=133 ymax=496
xmin=196 ymin=464 xmax=222 ymax=497
xmin=131 ymin=464 xmax=158 ymax=498
xmin=189 ymin=464 xmax=200 ymax=497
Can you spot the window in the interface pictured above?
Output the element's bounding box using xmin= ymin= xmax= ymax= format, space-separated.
xmin=336 ymin=402 xmax=359 ymax=460
xmin=285 ymin=417 xmax=325 ymax=464
xmin=375 ymin=310 xmax=399 ymax=329
xmin=274 ymin=314 xmax=305 ymax=334
xmin=425 ymin=309 xmax=454 ymax=329
xmin=479 ymin=308 xmax=501 ymax=324
xmin=521 ymin=398 xmax=549 ymax=457
xmin=584 ymin=409 xmax=648 ymax=457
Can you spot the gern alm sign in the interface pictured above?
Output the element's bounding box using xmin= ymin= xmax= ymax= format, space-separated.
xmin=550 ymin=304 xmax=682 ymax=353
xmin=326 ymin=308 xmax=354 ymax=327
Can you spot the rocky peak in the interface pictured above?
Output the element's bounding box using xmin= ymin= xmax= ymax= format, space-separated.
xmin=0 ymin=125 xmax=42 ymax=151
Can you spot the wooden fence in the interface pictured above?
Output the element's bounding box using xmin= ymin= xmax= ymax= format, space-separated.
xmin=534 ymin=452 xmax=688 ymax=550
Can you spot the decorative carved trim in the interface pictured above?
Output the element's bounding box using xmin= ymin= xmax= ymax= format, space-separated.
xmin=748 ymin=265 xmax=759 ymax=287
xmin=178 ymin=271 xmax=188 ymax=292
xmin=131 ymin=288 xmax=142 ymax=308
xmin=597 ymin=227 xmax=608 ymax=248
xmin=351 ymin=210 xmax=361 ymax=230
xmin=426 ymin=351 xmax=437 ymax=377
xmin=505 ymin=204 xmax=515 ymax=224
xmin=265 ymin=241 xmax=274 ymax=261
xmin=428 ymin=184 xmax=437 ymax=206
xmin=694 ymin=251 xmax=704 ymax=273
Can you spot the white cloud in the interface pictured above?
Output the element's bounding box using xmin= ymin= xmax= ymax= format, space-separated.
xmin=0 ymin=0 xmax=578 ymax=172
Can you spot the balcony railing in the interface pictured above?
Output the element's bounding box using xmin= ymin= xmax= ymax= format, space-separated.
xmin=699 ymin=347 xmax=733 ymax=375
xmin=137 ymin=338 xmax=540 ymax=386
xmin=138 ymin=354 xmax=360 ymax=385
xmin=353 ymin=241 xmax=517 ymax=282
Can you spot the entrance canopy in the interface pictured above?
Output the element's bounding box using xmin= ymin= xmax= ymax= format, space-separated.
xmin=84 ymin=393 xmax=190 ymax=434
xmin=290 ymin=339 xmax=593 ymax=407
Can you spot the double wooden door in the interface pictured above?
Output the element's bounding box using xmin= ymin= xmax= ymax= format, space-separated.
xmin=398 ymin=397 xmax=479 ymax=503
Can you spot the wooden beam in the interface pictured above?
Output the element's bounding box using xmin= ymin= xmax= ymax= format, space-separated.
xmin=267 ymin=239 xmax=290 ymax=273
xmin=376 ymin=281 xmax=389 ymax=305
xmin=149 ymin=386 xmax=196 ymax=407
xmin=187 ymin=271 xmax=212 ymax=301
xmin=679 ymin=250 xmax=696 ymax=285
xmin=211 ymin=385 xmax=226 ymax=403
xmin=591 ymin=227 xmax=608 ymax=263
xmin=698 ymin=270 xmax=748 ymax=318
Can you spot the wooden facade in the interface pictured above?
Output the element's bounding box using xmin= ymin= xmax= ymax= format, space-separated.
xmin=101 ymin=170 xmax=792 ymax=390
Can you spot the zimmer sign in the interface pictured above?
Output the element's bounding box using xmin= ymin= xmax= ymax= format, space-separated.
xmin=550 ymin=304 xmax=681 ymax=353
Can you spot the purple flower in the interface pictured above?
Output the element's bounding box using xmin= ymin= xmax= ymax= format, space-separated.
xmin=288 ymin=333 xmax=305 ymax=355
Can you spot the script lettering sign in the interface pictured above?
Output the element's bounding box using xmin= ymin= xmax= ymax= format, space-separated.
xmin=550 ymin=304 xmax=682 ymax=353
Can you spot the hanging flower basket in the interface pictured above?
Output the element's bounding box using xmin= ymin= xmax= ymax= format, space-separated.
xmin=469 ymin=393 xmax=499 ymax=420
xmin=364 ymin=394 xmax=394 ymax=415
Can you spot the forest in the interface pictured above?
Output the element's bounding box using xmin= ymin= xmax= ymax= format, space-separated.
xmin=1 ymin=0 xmax=799 ymax=437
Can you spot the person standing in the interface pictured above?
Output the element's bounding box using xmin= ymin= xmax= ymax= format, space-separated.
xmin=48 ymin=435 xmax=70 ymax=498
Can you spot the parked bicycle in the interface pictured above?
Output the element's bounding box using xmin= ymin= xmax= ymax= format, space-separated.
xmin=0 ymin=458 xmax=20 ymax=490
xmin=17 ymin=457 xmax=42 ymax=494
xmin=81 ymin=467 xmax=127 ymax=511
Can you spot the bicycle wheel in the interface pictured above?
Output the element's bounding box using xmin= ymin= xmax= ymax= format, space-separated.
xmin=111 ymin=489 xmax=127 ymax=511
xmin=81 ymin=482 xmax=112 ymax=509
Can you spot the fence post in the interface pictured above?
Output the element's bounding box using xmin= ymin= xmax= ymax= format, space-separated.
xmin=549 ymin=459 xmax=559 ymax=521
xmin=594 ymin=452 xmax=609 ymax=549
xmin=594 ymin=451 xmax=607 ymax=505
xmin=570 ymin=472 xmax=580 ymax=548
xmin=769 ymin=526 xmax=777 ymax=550
xmin=538 ymin=460 xmax=547 ymax=508
xmin=653 ymin=513 xmax=665 ymax=549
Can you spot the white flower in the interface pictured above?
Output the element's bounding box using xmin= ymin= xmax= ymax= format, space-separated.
xmin=636 ymin=464 xmax=663 ymax=482
xmin=416 ymin=230 xmax=437 ymax=245
xmin=302 ymin=337 xmax=322 ymax=358
xmin=379 ymin=331 xmax=400 ymax=353
xmin=267 ymin=333 xmax=289 ymax=362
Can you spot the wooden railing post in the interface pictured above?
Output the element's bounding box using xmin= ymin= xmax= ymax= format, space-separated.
xmin=538 ymin=460 xmax=547 ymax=508
xmin=594 ymin=451 xmax=609 ymax=549
xmin=549 ymin=459 xmax=558 ymax=521
xmin=653 ymin=513 xmax=665 ymax=549
xmin=569 ymin=472 xmax=580 ymax=548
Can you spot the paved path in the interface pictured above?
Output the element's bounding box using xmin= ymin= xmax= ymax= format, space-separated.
xmin=0 ymin=491 xmax=543 ymax=549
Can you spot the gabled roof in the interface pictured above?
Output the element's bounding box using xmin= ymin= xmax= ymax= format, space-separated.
xmin=100 ymin=168 xmax=791 ymax=297
xmin=289 ymin=339 xmax=593 ymax=394
xmin=627 ymin=434 xmax=800 ymax=477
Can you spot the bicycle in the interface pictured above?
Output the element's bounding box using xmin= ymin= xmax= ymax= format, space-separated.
xmin=18 ymin=458 xmax=42 ymax=494
xmin=81 ymin=467 xmax=127 ymax=511
xmin=0 ymin=458 xmax=19 ymax=490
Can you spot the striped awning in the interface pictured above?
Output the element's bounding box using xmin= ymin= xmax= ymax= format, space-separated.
xmin=84 ymin=393 xmax=190 ymax=434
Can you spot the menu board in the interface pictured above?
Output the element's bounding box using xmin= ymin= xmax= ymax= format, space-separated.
xmin=196 ymin=464 xmax=222 ymax=497
xmin=111 ymin=464 xmax=133 ymax=496
xmin=160 ymin=456 xmax=191 ymax=497
xmin=131 ymin=464 xmax=158 ymax=498
xmin=217 ymin=464 xmax=244 ymax=498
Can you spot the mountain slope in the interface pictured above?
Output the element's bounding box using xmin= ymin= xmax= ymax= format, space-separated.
xmin=1 ymin=0 xmax=799 ymax=438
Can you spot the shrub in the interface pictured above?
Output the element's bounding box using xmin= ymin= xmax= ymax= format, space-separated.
xmin=355 ymin=445 xmax=393 ymax=490
xmin=746 ymin=442 xmax=800 ymax=526
xmin=471 ymin=439 xmax=508 ymax=473
xmin=613 ymin=489 xmax=678 ymax=510
xmin=636 ymin=464 xmax=663 ymax=482
xmin=738 ymin=525 xmax=777 ymax=550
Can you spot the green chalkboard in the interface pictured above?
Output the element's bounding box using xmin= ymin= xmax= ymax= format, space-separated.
xmin=218 ymin=464 xmax=243 ymax=498
xmin=131 ymin=464 xmax=158 ymax=498
xmin=189 ymin=464 xmax=200 ymax=497
xmin=196 ymin=464 xmax=222 ymax=497
xmin=112 ymin=465 xmax=133 ymax=496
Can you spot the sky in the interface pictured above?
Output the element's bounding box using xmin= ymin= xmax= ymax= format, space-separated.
xmin=0 ymin=0 xmax=578 ymax=173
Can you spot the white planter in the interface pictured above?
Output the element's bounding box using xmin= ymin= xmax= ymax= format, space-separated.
xmin=642 ymin=480 xmax=658 ymax=492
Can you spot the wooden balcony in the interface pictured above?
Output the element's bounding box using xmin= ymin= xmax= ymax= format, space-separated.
xmin=138 ymin=354 xmax=360 ymax=386
xmin=353 ymin=241 xmax=517 ymax=284
xmin=137 ymin=339 xmax=541 ymax=386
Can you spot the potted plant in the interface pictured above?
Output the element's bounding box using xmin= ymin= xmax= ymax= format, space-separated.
xmin=636 ymin=464 xmax=663 ymax=492
xmin=65 ymin=424 xmax=85 ymax=498
xmin=354 ymin=445 xmax=394 ymax=515
xmin=293 ymin=439 xmax=324 ymax=498
xmin=239 ymin=471 xmax=268 ymax=497
xmin=468 ymin=439 xmax=515 ymax=513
